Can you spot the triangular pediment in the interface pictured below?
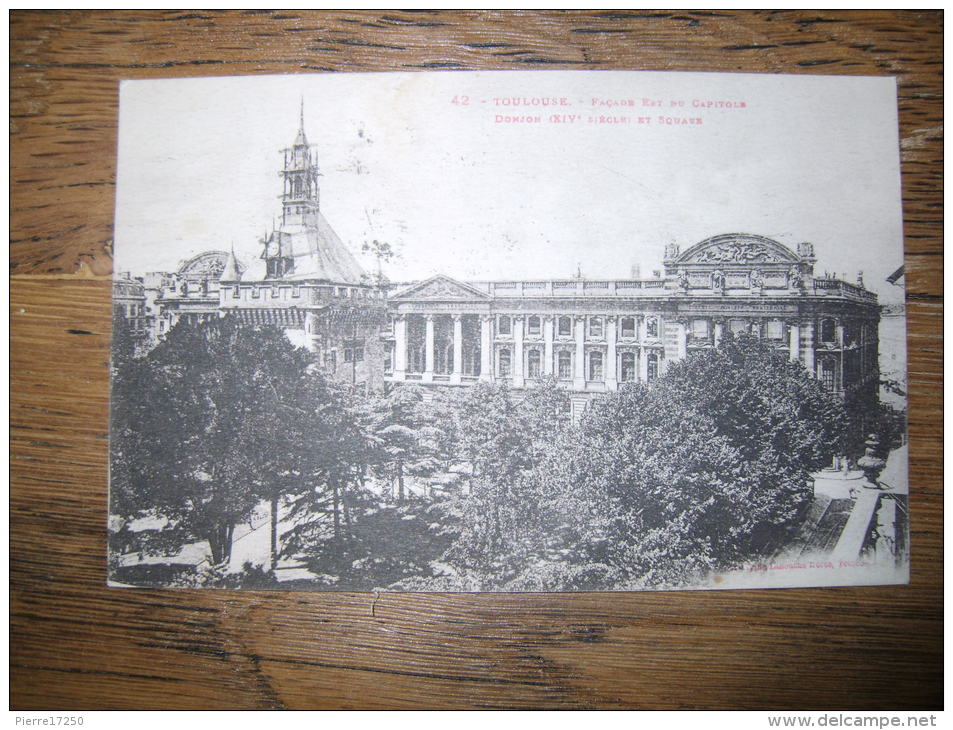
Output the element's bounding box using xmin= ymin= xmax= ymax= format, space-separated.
xmin=674 ymin=234 xmax=800 ymax=265
xmin=390 ymin=275 xmax=490 ymax=301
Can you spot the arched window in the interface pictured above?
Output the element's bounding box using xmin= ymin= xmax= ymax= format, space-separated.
xmin=498 ymin=348 xmax=511 ymax=377
xmin=498 ymin=316 xmax=512 ymax=336
xmin=527 ymin=349 xmax=541 ymax=378
xmin=647 ymin=353 xmax=659 ymax=381
xmin=589 ymin=351 xmax=604 ymax=381
xmin=589 ymin=317 xmax=604 ymax=339
xmin=557 ymin=350 xmax=572 ymax=379
xmin=620 ymin=352 xmax=636 ymax=382
xmin=646 ymin=317 xmax=659 ymax=338
xmin=527 ymin=315 xmax=541 ymax=336
xmin=558 ymin=316 xmax=572 ymax=337
xmin=621 ymin=317 xmax=636 ymax=339
xmin=820 ymin=318 xmax=836 ymax=343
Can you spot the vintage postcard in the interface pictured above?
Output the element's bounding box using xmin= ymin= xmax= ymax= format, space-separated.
xmin=109 ymin=71 xmax=908 ymax=591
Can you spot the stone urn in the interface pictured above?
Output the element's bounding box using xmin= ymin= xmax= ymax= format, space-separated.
xmin=857 ymin=434 xmax=887 ymax=487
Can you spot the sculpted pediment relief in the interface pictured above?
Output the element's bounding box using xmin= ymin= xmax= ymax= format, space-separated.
xmin=391 ymin=275 xmax=490 ymax=301
xmin=674 ymin=234 xmax=800 ymax=266
xmin=178 ymin=251 xmax=230 ymax=279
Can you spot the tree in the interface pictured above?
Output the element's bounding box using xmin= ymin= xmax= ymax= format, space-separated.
xmin=110 ymin=316 xmax=316 ymax=568
xmin=277 ymin=373 xmax=372 ymax=575
xmin=660 ymin=333 xmax=846 ymax=474
xmin=554 ymin=333 xmax=850 ymax=587
xmin=361 ymin=238 xmax=397 ymax=286
xmin=366 ymin=385 xmax=442 ymax=502
xmin=429 ymin=379 xmax=574 ymax=585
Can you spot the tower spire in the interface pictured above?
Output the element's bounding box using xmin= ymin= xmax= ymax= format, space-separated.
xmin=221 ymin=242 xmax=242 ymax=281
xmin=281 ymin=101 xmax=319 ymax=229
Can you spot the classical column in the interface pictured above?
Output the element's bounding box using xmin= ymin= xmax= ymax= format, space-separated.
xmin=480 ymin=315 xmax=493 ymax=381
xmin=543 ymin=315 xmax=554 ymax=376
xmin=713 ymin=319 xmax=724 ymax=348
xmin=788 ymin=321 xmax=801 ymax=363
xmin=573 ymin=315 xmax=586 ymax=390
xmin=423 ymin=314 xmax=435 ymax=382
xmin=512 ymin=315 xmax=525 ymax=388
xmin=803 ymin=320 xmax=815 ymax=376
xmin=676 ymin=319 xmax=688 ymax=360
xmin=606 ymin=315 xmax=618 ymax=391
xmin=450 ymin=314 xmax=463 ymax=384
xmin=393 ymin=314 xmax=407 ymax=380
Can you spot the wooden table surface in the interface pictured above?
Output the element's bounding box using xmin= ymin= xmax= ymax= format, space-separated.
xmin=10 ymin=10 xmax=942 ymax=710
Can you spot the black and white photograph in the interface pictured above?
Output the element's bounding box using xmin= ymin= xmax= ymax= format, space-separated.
xmin=109 ymin=71 xmax=908 ymax=592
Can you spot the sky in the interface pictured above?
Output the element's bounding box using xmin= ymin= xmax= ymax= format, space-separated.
xmin=115 ymin=70 xmax=905 ymax=302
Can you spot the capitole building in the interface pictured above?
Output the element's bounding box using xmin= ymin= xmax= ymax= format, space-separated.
xmin=115 ymin=112 xmax=882 ymax=414
xmin=384 ymin=234 xmax=880 ymax=416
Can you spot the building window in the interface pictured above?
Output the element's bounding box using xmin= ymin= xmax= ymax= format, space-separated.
xmin=498 ymin=315 xmax=512 ymax=336
xmin=819 ymin=359 xmax=835 ymax=390
xmin=820 ymin=318 xmax=836 ymax=343
xmin=527 ymin=349 xmax=541 ymax=378
xmin=558 ymin=316 xmax=572 ymax=337
xmin=271 ymin=286 xmax=279 ymax=298
xmin=344 ymin=348 xmax=353 ymax=363
xmin=691 ymin=318 xmax=710 ymax=340
xmin=729 ymin=318 xmax=748 ymax=335
xmin=355 ymin=347 xmax=364 ymax=362
xmin=557 ymin=350 xmax=572 ymax=379
xmin=527 ymin=315 xmax=541 ymax=336
xmin=589 ymin=351 xmax=604 ymax=381
xmin=498 ymin=348 xmax=511 ymax=376
xmin=292 ymin=286 xmax=300 ymax=298
xmin=232 ymin=286 xmax=240 ymax=299
xmin=588 ymin=316 xmax=604 ymax=339
xmin=646 ymin=317 xmax=659 ymax=338
xmin=621 ymin=317 xmax=636 ymax=339
xmin=647 ymin=353 xmax=659 ymax=380
xmin=766 ymin=319 xmax=784 ymax=340
xmin=620 ymin=352 xmax=636 ymax=382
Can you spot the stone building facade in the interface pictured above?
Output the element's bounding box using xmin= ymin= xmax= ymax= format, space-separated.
xmin=113 ymin=113 xmax=880 ymax=407
xmin=112 ymin=272 xmax=152 ymax=339
xmin=385 ymin=233 xmax=880 ymax=416
xmin=115 ymin=108 xmax=387 ymax=391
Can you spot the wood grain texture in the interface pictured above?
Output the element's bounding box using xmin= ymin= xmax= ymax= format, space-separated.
xmin=10 ymin=10 xmax=942 ymax=710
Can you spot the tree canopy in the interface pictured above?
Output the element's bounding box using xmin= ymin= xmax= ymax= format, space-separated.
xmin=111 ymin=325 xmax=862 ymax=591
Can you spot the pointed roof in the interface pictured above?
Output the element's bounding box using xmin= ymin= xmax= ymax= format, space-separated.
xmin=294 ymin=97 xmax=308 ymax=147
xmin=220 ymin=245 xmax=243 ymax=281
xmin=277 ymin=212 xmax=367 ymax=284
